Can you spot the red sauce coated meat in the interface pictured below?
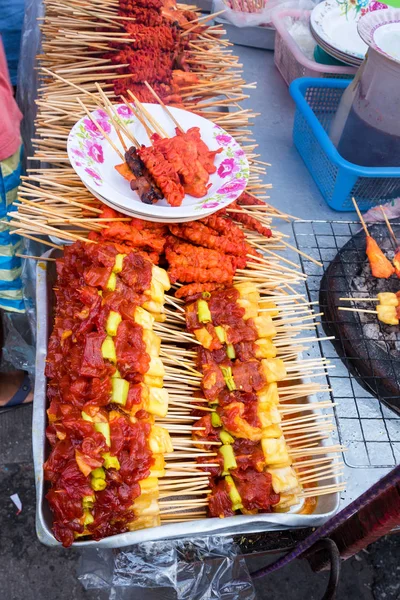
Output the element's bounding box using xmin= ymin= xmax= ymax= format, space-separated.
xmin=185 ymin=288 xmax=246 ymax=332
xmin=115 ymin=321 xmax=150 ymax=380
xmin=44 ymin=241 xmax=157 ymax=546
xmin=208 ymin=479 xmax=235 ymax=518
xmin=232 ymin=470 xmax=280 ymax=512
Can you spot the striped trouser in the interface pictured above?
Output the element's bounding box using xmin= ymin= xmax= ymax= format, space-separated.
xmin=0 ymin=145 xmax=24 ymax=312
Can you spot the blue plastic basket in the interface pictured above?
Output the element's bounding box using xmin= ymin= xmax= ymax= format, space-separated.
xmin=289 ymin=78 xmax=400 ymax=212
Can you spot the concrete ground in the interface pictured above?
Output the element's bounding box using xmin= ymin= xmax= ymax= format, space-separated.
xmin=1 ymin=402 xmax=399 ymax=600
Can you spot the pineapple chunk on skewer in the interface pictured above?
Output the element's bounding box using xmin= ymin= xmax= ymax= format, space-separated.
xmin=257 ymin=383 xmax=279 ymax=406
xmin=377 ymin=304 xmax=399 ymax=326
xmin=253 ymin=314 xmax=277 ymax=339
xmin=261 ymin=436 xmax=290 ymax=466
xmin=261 ymin=358 xmax=287 ymax=383
xmin=267 ymin=466 xmax=299 ymax=494
xmin=143 ymin=329 xmax=161 ymax=357
xmin=377 ymin=292 xmax=399 ymax=306
xmin=257 ymin=403 xmax=282 ymax=429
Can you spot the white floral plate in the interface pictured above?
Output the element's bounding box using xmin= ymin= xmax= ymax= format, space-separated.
xmin=358 ymin=7 xmax=400 ymax=64
xmin=310 ymin=0 xmax=389 ymax=62
xmin=85 ymin=182 xmax=217 ymax=223
xmin=67 ymin=103 xmax=249 ymax=221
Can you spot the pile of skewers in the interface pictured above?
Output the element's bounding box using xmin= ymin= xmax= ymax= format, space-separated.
xmin=43 ymin=231 xmax=345 ymax=541
xmin=44 ymin=241 xmax=172 ymax=546
xmin=188 ymin=284 xmax=323 ymax=515
xmin=155 ymin=279 xmax=345 ymax=523
xmin=10 ymin=0 xmax=273 ymax=244
xmin=223 ymin=0 xmax=267 ymax=13
xmin=89 ymin=194 xmax=303 ymax=300
xmin=13 ymin=0 xmax=345 ymax=544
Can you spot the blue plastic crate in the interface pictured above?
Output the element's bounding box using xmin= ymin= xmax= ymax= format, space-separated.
xmin=289 ymin=78 xmax=400 ymax=212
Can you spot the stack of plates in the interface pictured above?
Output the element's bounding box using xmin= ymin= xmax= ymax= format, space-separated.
xmin=67 ymin=103 xmax=249 ymax=224
xmin=310 ymin=0 xmax=389 ymax=67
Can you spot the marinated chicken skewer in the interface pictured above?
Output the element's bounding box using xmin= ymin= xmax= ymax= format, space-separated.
xmin=379 ymin=206 xmax=400 ymax=278
xmin=352 ymin=198 xmax=395 ymax=279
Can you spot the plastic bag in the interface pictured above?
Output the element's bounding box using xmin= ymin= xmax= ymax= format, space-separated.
xmin=213 ymin=0 xmax=317 ymax=28
xmin=77 ymin=536 xmax=256 ymax=600
xmin=0 ymin=310 xmax=35 ymax=376
xmin=17 ymin=0 xmax=44 ymax=164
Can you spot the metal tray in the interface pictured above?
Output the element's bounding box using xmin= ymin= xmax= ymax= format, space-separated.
xmin=214 ymin=17 xmax=275 ymax=50
xmin=33 ymin=250 xmax=340 ymax=548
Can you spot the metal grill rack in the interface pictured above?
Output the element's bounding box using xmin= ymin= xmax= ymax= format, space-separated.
xmin=292 ymin=220 xmax=400 ymax=471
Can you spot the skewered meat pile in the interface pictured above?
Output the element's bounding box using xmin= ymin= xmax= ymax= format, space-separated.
xmin=114 ymin=126 xmax=222 ymax=206
xmin=110 ymin=0 xmax=201 ymax=105
xmin=44 ymin=241 xmax=172 ymax=546
xmin=88 ymin=192 xmax=272 ymax=293
xmin=185 ymin=285 xmax=308 ymax=515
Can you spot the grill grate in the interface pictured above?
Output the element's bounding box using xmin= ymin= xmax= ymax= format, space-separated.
xmin=292 ymin=220 xmax=400 ymax=470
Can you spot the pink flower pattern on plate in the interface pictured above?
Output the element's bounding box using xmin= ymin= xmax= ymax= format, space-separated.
xmin=217 ymin=158 xmax=239 ymax=178
xmin=368 ymin=1 xmax=387 ymax=11
xmin=202 ymin=201 xmax=220 ymax=209
xmin=117 ymin=104 xmax=133 ymax=117
xmin=216 ymin=178 xmax=246 ymax=195
xmin=84 ymin=139 xmax=104 ymax=163
xmin=85 ymin=167 xmax=102 ymax=184
xmin=83 ymin=117 xmax=111 ymax=137
xmin=215 ymin=133 xmax=232 ymax=146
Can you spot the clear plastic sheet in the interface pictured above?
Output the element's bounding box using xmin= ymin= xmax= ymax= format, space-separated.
xmin=17 ymin=0 xmax=44 ymax=164
xmin=212 ymin=0 xmax=317 ymax=28
xmin=77 ymin=537 xmax=256 ymax=600
xmin=0 ymin=310 xmax=35 ymax=376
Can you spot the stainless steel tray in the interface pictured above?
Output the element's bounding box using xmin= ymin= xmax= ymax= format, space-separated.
xmin=33 ymin=250 xmax=340 ymax=548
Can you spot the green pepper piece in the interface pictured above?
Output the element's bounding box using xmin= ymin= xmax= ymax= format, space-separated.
xmin=197 ymin=299 xmax=212 ymax=323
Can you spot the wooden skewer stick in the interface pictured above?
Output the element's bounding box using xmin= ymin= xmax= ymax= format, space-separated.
xmin=338 ymin=307 xmax=378 ymax=315
xmin=379 ymin=205 xmax=399 ymax=245
xmin=352 ymin=197 xmax=369 ymax=236
xmin=15 ymin=254 xmax=56 ymax=261
xmin=95 ymin=82 xmax=128 ymax=152
xmin=144 ymin=81 xmax=184 ymax=133
xmin=279 ymin=240 xmax=323 ymax=267
xmin=76 ymin=97 xmax=124 ymax=160
xmin=120 ymin=94 xmax=153 ymax=138
xmin=300 ymin=486 xmax=346 ymax=498
xmin=339 ymin=297 xmax=378 ymax=302
xmin=95 ymin=84 xmax=140 ymax=148
xmin=126 ymin=89 xmax=169 ymax=138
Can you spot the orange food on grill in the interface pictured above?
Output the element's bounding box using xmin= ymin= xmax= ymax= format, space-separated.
xmin=366 ymin=236 xmax=395 ymax=279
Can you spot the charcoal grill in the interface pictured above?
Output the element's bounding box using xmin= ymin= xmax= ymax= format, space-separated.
xmin=319 ymin=222 xmax=400 ymax=415
xmin=292 ymin=220 xmax=400 ymax=471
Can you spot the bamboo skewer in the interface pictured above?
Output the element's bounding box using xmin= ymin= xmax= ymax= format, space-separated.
xmin=144 ymin=81 xmax=184 ymax=133
xmin=380 ymin=205 xmax=399 ymax=245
